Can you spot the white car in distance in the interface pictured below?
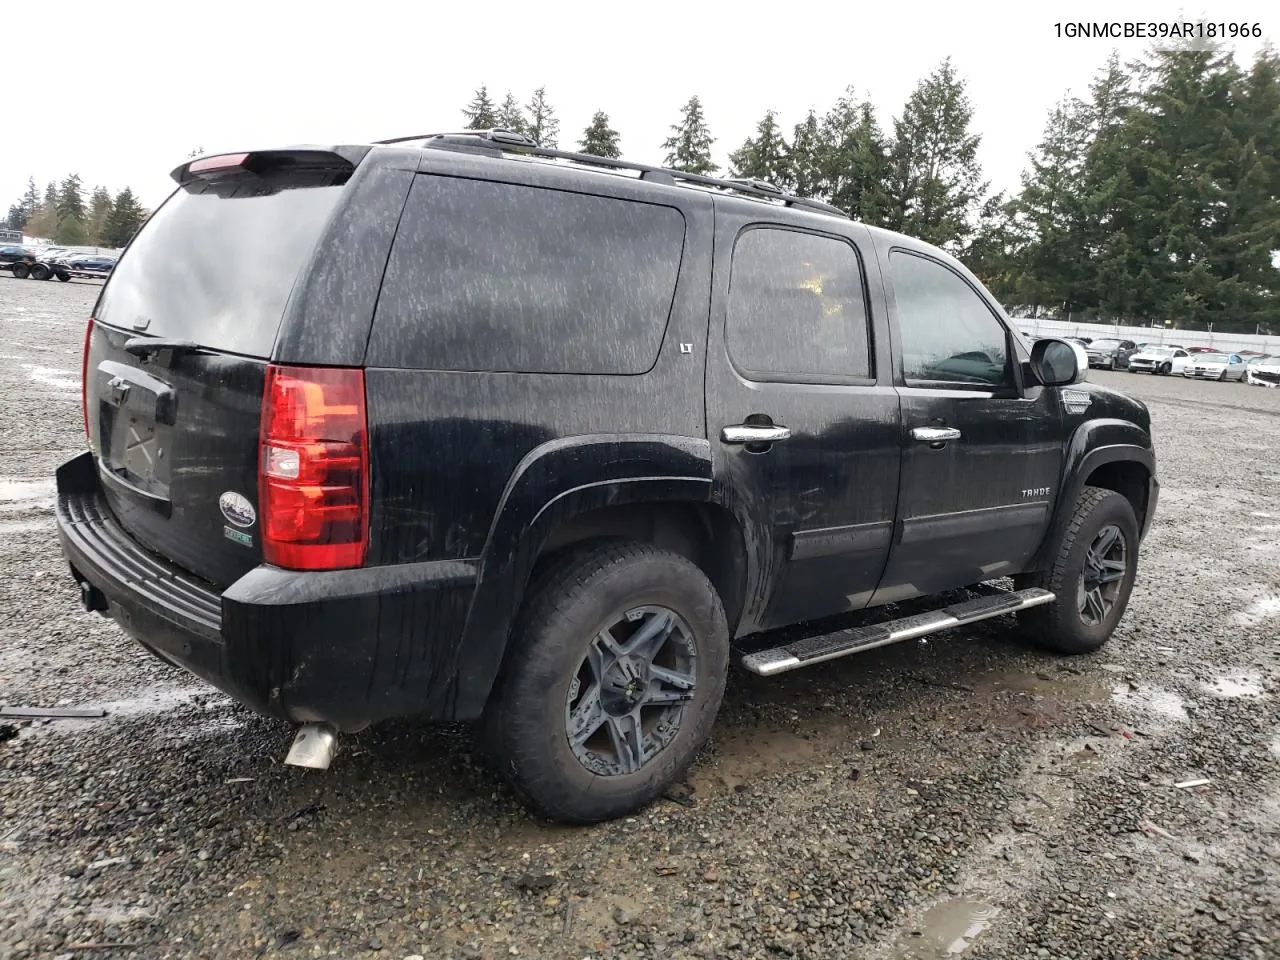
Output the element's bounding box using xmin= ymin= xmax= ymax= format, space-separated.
xmin=1126 ymin=345 xmax=1189 ymax=375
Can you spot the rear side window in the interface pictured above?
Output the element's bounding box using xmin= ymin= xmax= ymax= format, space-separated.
xmin=367 ymin=176 xmax=686 ymax=374
xmin=726 ymin=227 xmax=872 ymax=382
xmin=95 ymin=175 xmax=346 ymax=358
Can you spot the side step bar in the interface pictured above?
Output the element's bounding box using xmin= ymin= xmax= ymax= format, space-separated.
xmin=738 ymin=587 xmax=1056 ymax=677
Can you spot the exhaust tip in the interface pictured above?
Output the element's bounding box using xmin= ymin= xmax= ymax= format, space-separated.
xmin=284 ymin=723 xmax=339 ymax=770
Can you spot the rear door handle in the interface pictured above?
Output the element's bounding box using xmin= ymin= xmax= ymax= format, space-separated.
xmin=911 ymin=426 xmax=962 ymax=442
xmin=722 ymin=424 xmax=792 ymax=444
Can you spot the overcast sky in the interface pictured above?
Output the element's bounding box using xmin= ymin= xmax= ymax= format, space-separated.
xmin=3 ymin=1 xmax=1275 ymax=218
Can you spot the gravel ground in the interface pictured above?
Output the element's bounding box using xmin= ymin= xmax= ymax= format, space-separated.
xmin=1 ymin=276 xmax=1277 ymax=960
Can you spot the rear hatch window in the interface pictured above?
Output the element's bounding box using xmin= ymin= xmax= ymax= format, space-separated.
xmin=97 ymin=174 xmax=347 ymax=357
xmin=87 ymin=166 xmax=349 ymax=587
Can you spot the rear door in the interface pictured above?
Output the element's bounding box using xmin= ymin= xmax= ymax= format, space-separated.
xmin=85 ymin=159 xmax=354 ymax=587
xmin=706 ymin=208 xmax=900 ymax=634
xmin=872 ymin=245 xmax=1063 ymax=604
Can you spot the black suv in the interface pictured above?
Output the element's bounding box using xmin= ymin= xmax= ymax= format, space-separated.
xmin=55 ymin=133 xmax=1158 ymax=823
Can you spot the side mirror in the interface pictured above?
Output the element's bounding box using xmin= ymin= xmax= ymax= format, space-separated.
xmin=1030 ymin=338 xmax=1087 ymax=387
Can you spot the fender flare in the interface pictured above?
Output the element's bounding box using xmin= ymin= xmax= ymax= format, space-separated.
xmin=1030 ymin=419 xmax=1156 ymax=569
xmin=449 ymin=434 xmax=714 ymax=718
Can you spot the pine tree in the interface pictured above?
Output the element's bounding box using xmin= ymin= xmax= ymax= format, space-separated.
xmin=55 ymin=216 xmax=89 ymax=245
xmin=788 ymin=110 xmax=824 ymax=199
xmin=579 ymin=111 xmax=622 ymax=158
xmin=1011 ymin=96 xmax=1094 ymax=314
xmin=58 ymin=174 xmax=87 ymax=224
xmin=728 ymin=109 xmax=791 ymax=189
xmin=21 ymin=177 xmax=40 ymax=222
xmin=43 ymin=181 xmax=58 ymax=210
xmin=187 ymin=146 xmax=206 ymax=159
xmin=6 ymin=204 xmax=24 ymax=230
xmin=103 ymin=188 xmax=146 ymax=248
xmin=524 ymin=87 xmax=560 ymax=147
xmin=87 ymin=186 xmax=114 ymax=245
xmin=497 ymin=91 xmax=526 ymax=135
xmin=24 ymin=204 xmax=59 ymax=240
xmin=885 ymin=59 xmax=988 ymax=250
xmin=462 ymin=85 xmax=499 ymax=130
xmin=819 ymin=91 xmax=892 ymax=224
xmin=662 ymin=96 xmax=717 ymax=175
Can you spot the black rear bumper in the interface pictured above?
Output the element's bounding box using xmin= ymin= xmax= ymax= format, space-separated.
xmin=55 ymin=452 xmax=480 ymax=731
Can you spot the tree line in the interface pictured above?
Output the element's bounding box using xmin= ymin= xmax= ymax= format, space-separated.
xmin=5 ymin=176 xmax=147 ymax=249
xmin=465 ymin=47 xmax=1279 ymax=333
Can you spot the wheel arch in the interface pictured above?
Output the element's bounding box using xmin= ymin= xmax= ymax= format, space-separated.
xmin=450 ymin=435 xmax=746 ymax=719
xmin=1028 ymin=421 xmax=1157 ymax=572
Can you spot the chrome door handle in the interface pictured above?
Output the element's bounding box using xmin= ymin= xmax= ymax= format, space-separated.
xmin=911 ymin=426 xmax=962 ymax=442
xmin=722 ymin=424 xmax=792 ymax=444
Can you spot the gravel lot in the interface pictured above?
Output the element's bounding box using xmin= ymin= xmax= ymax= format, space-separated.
xmin=1 ymin=277 xmax=1277 ymax=960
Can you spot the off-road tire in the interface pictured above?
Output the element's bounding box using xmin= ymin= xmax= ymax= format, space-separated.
xmin=481 ymin=541 xmax=729 ymax=824
xmin=1017 ymin=487 xmax=1140 ymax=654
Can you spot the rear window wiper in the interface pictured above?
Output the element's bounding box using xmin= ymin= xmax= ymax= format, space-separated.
xmin=123 ymin=337 xmax=202 ymax=358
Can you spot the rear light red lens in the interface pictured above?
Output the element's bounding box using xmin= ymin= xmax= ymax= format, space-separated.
xmin=259 ymin=365 xmax=369 ymax=571
xmin=188 ymin=152 xmax=250 ymax=175
xmin=81 ymin=318 xmax=94 ymax=440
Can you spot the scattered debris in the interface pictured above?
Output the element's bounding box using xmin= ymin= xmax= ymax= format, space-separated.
xmin=274 ymin=930 xmax=300 ymax=949
xmin=653 ymin=863 xmax=678 ymax=877
xmin=702 ymin=866 xmax=720 ymax=883
xmin=515 ymin=872 xmax=556 ymax=894
xmin=908 ymin=675 xmax=974 ymax=693
xmin=225 ymin=777 xmax=255 ymax=784
xmin=0 ymin=705 xmax=106 ymax=719
xmin=88 ymin=856 xmax=128 ymax=869
xmin=561 ymin=902 xmax=575 ymax=937
xmin=612 ymin=906 xmax=632 ymax=925
xmin=662 ymin=783 xmax=695 ymax=807
xmin=1139 ymin=819 xmax=1177 ymax=840
xmin=1174 ymin=778 xmax=1212 ymax=790
xmin=0 ymin=723 xmax=18 ymax=742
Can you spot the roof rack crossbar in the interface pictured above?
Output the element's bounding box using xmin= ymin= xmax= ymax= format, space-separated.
xmin=377 ymin=130 xmax=849 ymax=219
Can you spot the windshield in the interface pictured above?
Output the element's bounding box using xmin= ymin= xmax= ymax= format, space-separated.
xmin=1197 ymin=354 xmax=1229 ymax=363
xmin=1090 ymin=339 xmax=1123 ymax=348
xmin=1144 ymin=347 xmax=1177 ymax=356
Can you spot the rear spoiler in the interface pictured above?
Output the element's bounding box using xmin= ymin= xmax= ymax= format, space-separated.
xmin=170 ymin=146 xmax=371 ymax=186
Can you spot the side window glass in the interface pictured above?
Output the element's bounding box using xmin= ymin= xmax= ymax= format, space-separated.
xmin=889 ymin=250 xmax=1011 ymax=388
xmin=726 ymin=227 xmax=872 ymax=381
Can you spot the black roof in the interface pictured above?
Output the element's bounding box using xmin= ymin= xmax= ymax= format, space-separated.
xmin=376 ymin=129 xmax=850 ymax=220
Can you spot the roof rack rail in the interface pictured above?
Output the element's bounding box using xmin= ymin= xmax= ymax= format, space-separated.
xmin=374 ymin=129 xmax=849 ymax=219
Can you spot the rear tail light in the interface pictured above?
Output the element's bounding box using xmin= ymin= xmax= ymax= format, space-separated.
xmin=259 ymin=365 xmax=369 ymax=571
xmin=81 ymin=318 xmax=94 ymax=440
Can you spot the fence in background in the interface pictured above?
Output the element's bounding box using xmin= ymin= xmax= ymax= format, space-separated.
xmin=1012 ymin=316 xmax=1279 ymax=355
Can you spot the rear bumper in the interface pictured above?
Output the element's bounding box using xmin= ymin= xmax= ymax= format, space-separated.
xmin=55 ymin=452 xmax=479 ymax=731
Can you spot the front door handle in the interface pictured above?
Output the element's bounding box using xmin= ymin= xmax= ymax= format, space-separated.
xmin=911 ymin=426 xmax=962 ymax=442
xmin=722 ymin=424 xmax=792 ymax=444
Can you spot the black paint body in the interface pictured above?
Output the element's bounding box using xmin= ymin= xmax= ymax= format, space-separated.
xmin=55 ymin=143 xmax=1159 ymax=731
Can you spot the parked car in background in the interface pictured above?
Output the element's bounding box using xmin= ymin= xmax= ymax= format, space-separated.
xmin=1 ymin=244 xmax=39 ymax=277
xmin=1186 ymin=346 xmax=1217 ymax=354
xmin=1127 ymin=345 xmax=1190 ymax=375
xmin=1184 ymin=353 xmax=1247 ymax=381
xmin=63 ymin=254 xmax=116 ymax=277
xmin=1085 ymin=338 xmax=1138 ymax=370
xmin=1245 ymin=356 xmax=1280 ymax=388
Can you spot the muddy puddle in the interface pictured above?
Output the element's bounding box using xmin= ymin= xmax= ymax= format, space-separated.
xmin=689 ymin=718 xmax=853 ymax=796
xmin=894 ymin=897 xmax=1001 ymax=957
xmin=0 ymin=478 xmax=56 ymax=511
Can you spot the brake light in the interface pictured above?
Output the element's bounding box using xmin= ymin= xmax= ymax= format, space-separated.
xmin=188 ymin=152 xmax=250 ymax=175
xmin=259 ymin=365 xmax=369 ymax=571
xmin=81 ymin=318 xmax=94 ymax=439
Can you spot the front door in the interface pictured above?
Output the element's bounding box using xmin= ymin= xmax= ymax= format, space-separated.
xmin=872 ymin=246 xmax=1064 ymax=604
xmin=706 ymin=210 xmax=900 ymax=635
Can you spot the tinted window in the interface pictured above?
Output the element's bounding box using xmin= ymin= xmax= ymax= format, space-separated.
xmin=368 ymin=177 xmax=686 ymax=374
xmin=890 ymin=251 xmax=1010 ymax=388
xmin=96 ymin=175 xmax=346 ymax=358
xmin=726 ymin=227 xmax=871 ymax=381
